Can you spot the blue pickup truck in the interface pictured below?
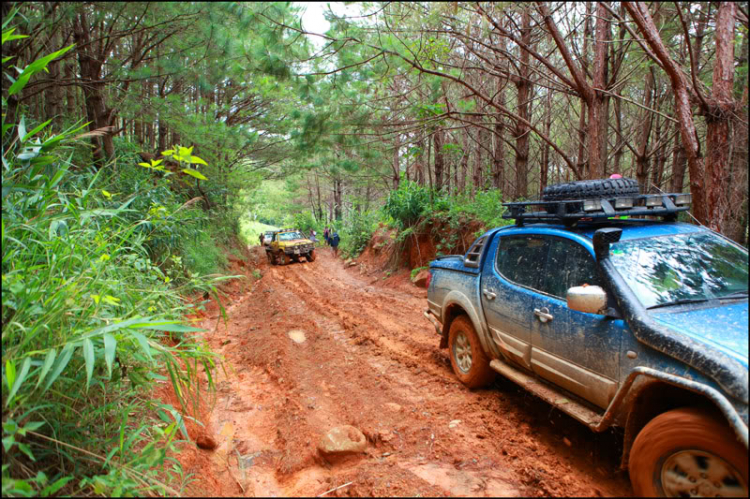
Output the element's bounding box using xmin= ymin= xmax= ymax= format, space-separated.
xmin=424 ymin=179 xmax=748 ymax=497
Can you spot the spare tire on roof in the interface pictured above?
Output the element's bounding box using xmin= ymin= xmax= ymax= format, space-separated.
xmin=541 ymin=178 xmax=640 ymax=214
xmin=542 ymin=178 xmax=639 ymax=201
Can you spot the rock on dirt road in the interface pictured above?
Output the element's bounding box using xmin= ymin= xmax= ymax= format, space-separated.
xmin=167 ymin=248 xmax=632 ymax=497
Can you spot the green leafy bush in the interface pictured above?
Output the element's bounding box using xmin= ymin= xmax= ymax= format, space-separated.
xmin=339 ymin=209 xmax=377 ymax=259
xmin=1 ymin=19 xmax=224 ymax=496
xmin=383 ymin=180 xmax=434 ymax=228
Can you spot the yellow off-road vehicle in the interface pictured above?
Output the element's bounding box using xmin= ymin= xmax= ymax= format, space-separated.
xmin=266 ymin=229 xmax=316 ymax=265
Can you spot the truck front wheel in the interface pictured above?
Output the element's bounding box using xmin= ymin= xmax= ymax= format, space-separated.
xmin=447 ymin=315 xmax=494 ymax=389
xmin=629 ymin=407 xmax=748 ymax=497
xmin=306 ymin=250 xmax=316 ymax=262
xmin=278 ymin=252 xmax=289 ymax=265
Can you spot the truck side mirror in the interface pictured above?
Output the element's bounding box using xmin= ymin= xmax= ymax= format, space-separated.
xmin=567 ymin=285 xmax=608 ymax=315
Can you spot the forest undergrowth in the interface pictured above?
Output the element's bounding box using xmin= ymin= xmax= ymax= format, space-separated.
xmin=1 ymin=15 xmax=242 ymax=496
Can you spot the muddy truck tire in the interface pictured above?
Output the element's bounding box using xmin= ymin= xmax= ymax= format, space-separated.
xmin=628 ymin=407 xmax=748 ymax=497
xmin=448 ymin=315 xmax=494 ymax=389
xmin=306 ymin=250 xmax=316 ymax=262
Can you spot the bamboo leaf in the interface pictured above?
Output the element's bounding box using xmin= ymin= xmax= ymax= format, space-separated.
xmin=35 ymin=349 xmax=56 ymax=389
xmin=8 ymin=44 xmax=75 ymax=96
xmin=130 ymin=331 xmax=152 ymax=360
xmin=103 ymin=334 xmax=116 ymax=378
xmin=5 ymin=360 xmax=16 ymax=392
xmin=40 ymin=476 xmax=73 ymax=497
xmin=21 ymin=119 xmax=52 ymax=143
xmin=181 ymin=168 xmax=207 ymax=181
xmin=82 ymin=338 xmax=94 ymax=388
xmin=136 ymin=324 xmax=203 ymax=333
xmin=6 ymin=357 xmax=31 ymax=406
xmin=42 ymin=343 xmax=75 ymax=394
xmin=2 ymin=28 xmax=29 ymax=44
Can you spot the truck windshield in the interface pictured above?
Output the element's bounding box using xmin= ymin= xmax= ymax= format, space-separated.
xmin=278 ymin=232 xmax=303 ymax=241
xmin=609 ymin=231 xmax=748 ymax=309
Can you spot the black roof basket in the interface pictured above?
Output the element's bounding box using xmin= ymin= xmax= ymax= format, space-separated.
xmin=502 ymin=193 xmax=691 ymax=227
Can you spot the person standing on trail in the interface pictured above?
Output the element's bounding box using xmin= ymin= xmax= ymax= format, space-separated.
xmin=309 ymin=229 xmax=317 ymax=244
xmin=324 ymin=227 xmax=330 ymax=246
xmin=331 ymin=230 xmax=340 ymax=256
xmin=259 ymin=232 xmax=264 ymax=245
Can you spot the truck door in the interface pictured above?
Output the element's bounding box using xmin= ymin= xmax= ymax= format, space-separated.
xmin=481 ymin=234 xmax=549 ymax=371
xmin=529 ymin=235 xmax=626 ymax=409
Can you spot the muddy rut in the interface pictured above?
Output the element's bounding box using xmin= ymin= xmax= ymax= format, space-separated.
xmin=171 ymin=247 xmax=633 ymax=497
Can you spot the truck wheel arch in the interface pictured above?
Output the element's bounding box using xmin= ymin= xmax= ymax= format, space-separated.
xmin=439 ymin=296 xmax=493 ymax=357
xmin=620 ymin=380 xmax=724 ymax=469
xmin=441 ymin=304 xmax=467 ymax=349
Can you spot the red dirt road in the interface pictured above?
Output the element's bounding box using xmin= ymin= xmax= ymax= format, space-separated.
xmin=174 ymin=247 xmax=633 ymax=497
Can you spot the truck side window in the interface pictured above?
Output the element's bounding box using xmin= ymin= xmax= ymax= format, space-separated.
xmin=541 ymin=237 xmax=601 ymax=299
xmin=496 ymin=236 xmax=548 ymax=291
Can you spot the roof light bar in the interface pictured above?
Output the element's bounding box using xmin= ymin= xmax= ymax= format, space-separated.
xmin=673 ymin=194 xmax=692 ymax=206
xmin=614 ymin=197 xmax=635 ymax=209
xmin=583 ymin=199 xmax=602 ymax=212
xmin=645 ymin=196 xmax=663 ymax=207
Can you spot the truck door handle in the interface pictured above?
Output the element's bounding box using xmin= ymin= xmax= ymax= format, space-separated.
xmin=483 ymin=289 xmax=497 ymax=300
xmin=534 ymin=307 xmax=553 ymax=323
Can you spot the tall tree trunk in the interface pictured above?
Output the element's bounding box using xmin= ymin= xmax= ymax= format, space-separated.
xmin=64 ymin=60 xmax=77 ymax=121
xmin=540 ymin=90 xmax=552 ymax=196
xmin=392 ymin=132 xmax=401 ymax=189
xmin=492 ymin=32 xmax=507 ymax=193
xmin=434 ymin=128 xmax=445 ymax=191
xmin=635 ymin=67 xmax=655 ymax=189
xmin=514 ymin=7 xmax=532 ymax=199
xmin=333 ymin=177 xmax=343 ymax=221
xmin=624 ymin=2 xmax=707 ymax=224
xmin=415 ymin=138 xmax=425 ymax=185
xmin=473 ymin=121 xmax=483 ymax=194
xmin=703 ymin=2 xmax=736 ymax=233
xmin=46 ymin=30 xmax=62 ymax=125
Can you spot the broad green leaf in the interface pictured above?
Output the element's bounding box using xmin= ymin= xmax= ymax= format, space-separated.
xmin=40 ymin=476 xmax=73 ymax=497
xmin=6 ymin=357 xmax=31 ymax=406
xmin=42 ymin=343 xmax=75 ymax=393
xmin=101 ymin=189 xmax=112 ymax=198
xmin=35 ymin=349 xmax=56 ymax=388
xmin=2 ymin=28 xmax=28 ymax=44
xmin=131 ymin=332 xmax=152 ymax=360
xmin=82 ymin=338 xmax=94 ymax=388
xmin=21 ymin=119 xmax=52 ymax=142
xmin=30 ymin=155 xmax=57 ymax=166
xmin=138 ymin=162 xmax=152 ymax=168
xmin=18 ymin=442 xmax=35 ymax=461
xmin=5 ymin=360 xmax=16 ymax=391
xmin=182 ymin=168 xmax=207 ymax=180
xmin=2 ymin=56 xmax=14 ymax=63
xmin=8 ymin=44 xmax=75 ymax=96
xmin=189 ymin=155 xmax=208 ymax=166
xmin=160 ymin=149 xmax=174 ymax=156
xmin=103 ymin=334 xmax=116 ymax=377
xmin=17 ymin=116 xmax=26 ymax=142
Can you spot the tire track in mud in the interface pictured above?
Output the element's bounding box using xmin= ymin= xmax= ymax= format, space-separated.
xmin=177 ymin=249 xmax=632 ymax=497
xmin=272 ymin=260 xmax=452 ymax=382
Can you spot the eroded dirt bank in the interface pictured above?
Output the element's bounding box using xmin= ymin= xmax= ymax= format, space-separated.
xmin=171 ymin=247 xmax=632 ymax=497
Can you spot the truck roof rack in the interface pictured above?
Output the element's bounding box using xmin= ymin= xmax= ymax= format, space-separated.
xmin=502 ymin=193 xmax=691 ymax=227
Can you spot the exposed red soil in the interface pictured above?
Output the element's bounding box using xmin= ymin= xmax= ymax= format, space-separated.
xmin=165 ymin=245 xmax=632 ymax=497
